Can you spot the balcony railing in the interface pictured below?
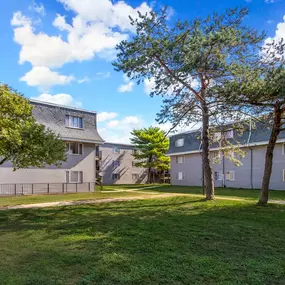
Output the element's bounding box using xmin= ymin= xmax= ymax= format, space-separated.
xmin=0 ymin=182 xmax=96 ymax=196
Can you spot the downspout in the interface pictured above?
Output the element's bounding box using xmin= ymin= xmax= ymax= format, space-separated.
xmin=247 ymin=119 xmax=253 ymax=190
xmin=222 ymin=151 xmax=225 ymax=188
xmin=199 ymin=132 xmax=204 ymax=195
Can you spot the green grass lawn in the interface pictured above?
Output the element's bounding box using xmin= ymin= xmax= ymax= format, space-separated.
xmin=1 ymin=196 xmax=285 ymax=285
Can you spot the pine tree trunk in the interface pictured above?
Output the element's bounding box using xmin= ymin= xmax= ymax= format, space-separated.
xmin=201 ymin=101 xmax=215 ymax=200
xmin=258 ymin=108 xmax=281 ymax=205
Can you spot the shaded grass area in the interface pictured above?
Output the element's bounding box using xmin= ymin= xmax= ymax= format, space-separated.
xmin=0 ymin=191 xmax=148 ymax=207
xmin=107 ymin=184 xmax=285 ymax=201
xmin=1 ymin=196 xmax=285 ymax=285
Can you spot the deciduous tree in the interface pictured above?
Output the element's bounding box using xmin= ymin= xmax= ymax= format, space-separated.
xmin=0 ymin=84 xmax=66 ymax=169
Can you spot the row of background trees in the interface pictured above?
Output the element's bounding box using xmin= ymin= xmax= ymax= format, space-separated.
xmin=114 ymin=6 xmax=285 ymax=205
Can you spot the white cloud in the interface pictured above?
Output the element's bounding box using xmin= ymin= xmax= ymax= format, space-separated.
xmin=264 ymin=15 xmax=285 ymax=51
xmin=29 ymin=1 xmax=45 ymax=16
xmin=97 ymin=112 xmax=118 ymax=122
xmin=118 ymin=81 xmax=134 ymax=92
xmin=20 ymin=66 xmax=74 ymax=90
xmin=31 ymin=93 xmax=82 ymax=107
xmin=11 ymin=11 xmax=32 ymax=26
xmin=265 ymin=0 xmax=275 ymax=3
xmin=99 ymin=115 xmax=144 ymax=143
xmin=77 ymin=76 xmax=90 ymax=84
xmin=11 ymin=1 xmax=151 ymax=69
xmin=144 ymin=77 xmax=155 ymax=94
xmin=95 ymin=71 xmax=111 ymax=79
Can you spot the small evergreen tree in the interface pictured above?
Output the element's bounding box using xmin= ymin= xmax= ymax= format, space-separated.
xmin=130 ymin=127 xmax=170 ymax=183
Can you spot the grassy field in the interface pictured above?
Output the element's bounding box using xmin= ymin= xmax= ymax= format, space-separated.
xmin=1 ymin=196 xmax=285 ymax=285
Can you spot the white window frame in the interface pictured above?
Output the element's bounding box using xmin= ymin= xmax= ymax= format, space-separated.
xmin=225 ymin=171 xmax=235 ymax=181
xmin=214 ymin=132 xmax=221 ymax=141
xmin=113 ymin=146 xmax=120 ymax=154
xmin=66 ymin=171 xmax=83 ymax=183
xmin=112 ymin=173 xmax=120 ymax=180
xmin=177 ymin=172 xmax=185 ymax=180
xmin=132 ymin=173 xmax=139 ymax=180
xmin=66 ymin=142 xmax=83 ymax=155
xmin=176 ymin=155 xmax=185 ymax=164
xmin=214 ymin=171 xmax=223 ymax=181
xmin=65 ymin=115 xmax=83 ymax=129
xmin=175 ymin=138 xmax=184 ymax=147
xmin=224 ymin=130 xmax=234 ymax=139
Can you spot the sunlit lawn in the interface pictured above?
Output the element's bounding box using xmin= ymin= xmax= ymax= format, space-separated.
xmin=1 ymin=196 xmax=285 ymax=285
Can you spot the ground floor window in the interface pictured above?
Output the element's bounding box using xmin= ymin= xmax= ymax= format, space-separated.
xmin=177 ymin=172 xmax=185 ymax=180
xmin=112 ymin=173 xmax=120 ymax=180
xmin=132 ymin=173 xmax=139 ymax=180
xmin=225 ymin=171 xmax=235 ymax=181
xmin=66 ymin=171 xmax=83 ymax=183
xmin=214 ymin=171 xmax=223 ymax=181
xmin=283 ymin=169 xmax=285 ymax=181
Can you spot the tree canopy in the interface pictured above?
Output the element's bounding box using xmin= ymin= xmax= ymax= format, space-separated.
xmin=113 ymin=6 xmax=265 ymax=199
xmin=0 ymin=84 xmax=66 ymax=169
xmin=130 ymin=127 xmax=170 ymax=183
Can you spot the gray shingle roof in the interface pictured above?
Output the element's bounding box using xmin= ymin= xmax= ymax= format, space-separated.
xmin=167 ymin=121 xmax=285 ymax=155
xmin=31 ymin=100 xmax=104 ymax=143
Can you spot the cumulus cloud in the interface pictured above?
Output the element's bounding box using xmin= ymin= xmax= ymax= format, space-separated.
xmin=31 ymin=93 xmax=82 ymax=107
xmin=97 ymin=112 xmax=118 ymax=122
xmin=118 ymin=81 xmax=134 ymax=92
xmin=99 ymin=115 xmax=144 ymax=143
xmin=11 ymin=1 xmax=151 ymax=69
xmin=20 ymin=66 xmax=74 ymax=90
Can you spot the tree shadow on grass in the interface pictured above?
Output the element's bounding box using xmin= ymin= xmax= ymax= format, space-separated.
xmin=1 ymin=198 xmax=285 ymax=285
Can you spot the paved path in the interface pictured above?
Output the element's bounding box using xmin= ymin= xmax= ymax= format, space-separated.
xmin=1 ymin=188 xmax=284 ymax=210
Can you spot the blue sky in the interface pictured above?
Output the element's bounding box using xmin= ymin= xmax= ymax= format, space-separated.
xmin=1 ymin=0 xmax=285 ymax=143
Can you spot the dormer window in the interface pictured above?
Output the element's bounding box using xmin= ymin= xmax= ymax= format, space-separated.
xmin=175 ymin=138 xmax=184 ymax=147
xmin=225 ymin=130 xmax=233 ymax=139
xmin=65 ymin=115 xmax=83 ymax=129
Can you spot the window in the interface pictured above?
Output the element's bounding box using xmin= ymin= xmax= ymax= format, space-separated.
xmin=214 ymin=132 xmax=221 ymax=141
xmin=112 ymin=173 xmax=120 ymax=180
xmin=132 ymin=149 xmax=138 ymax=155
xmin=282 ymin=144 xmax=285 ymax=155
xmin=214 ymin=171 xmax=223 ymax=181
xmin=113 ymin=160 xmax=120 ymax=167
xmin=65 ymin=115 xmax=83 ymax=128
xmin=283 ymin=169 xmax=285 ymax=182
xmin=176 ymin=156 xmax=185 ymax=164
xmin=113 ymin=146 xmax=120 ymax=154
xmin=225 ymin=130 xmax=234 ymax=139
xmin=132 ymin=174 xmax=139 ymax=180
xmin=225 ymin=171 xmax=235 ymax=181
xmin=175 ymin=138 xmax=184 ymax=147
xmin=213 ymin=151 xmax=221 ymax=162
xmin=132 ymin=161 xmax=137 ymax=167
xmin=177 ymin=172 xmax=185 ymax=180
xmin=66 ymin=171 xmax=83 ymax=183
xmin=66 ymin=142 xmax=83 ymax=155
